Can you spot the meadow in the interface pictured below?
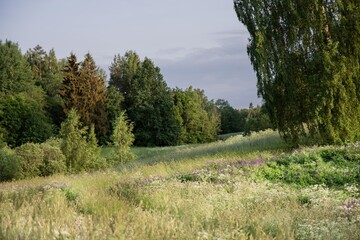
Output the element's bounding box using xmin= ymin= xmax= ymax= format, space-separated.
xmin=0 ymin=130 xmax=359 ymax=239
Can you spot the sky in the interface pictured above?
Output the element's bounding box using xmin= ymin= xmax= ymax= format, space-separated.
xmin=0 ymin=0 xmax=262 ymax=109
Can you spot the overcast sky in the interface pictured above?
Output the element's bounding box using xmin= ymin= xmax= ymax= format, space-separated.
xmin=0 ymin=0 xmax=261 ymax=108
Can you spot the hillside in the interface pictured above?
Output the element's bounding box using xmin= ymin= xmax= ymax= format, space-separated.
xmin=0 ymin=130 xmax=359 ymax=239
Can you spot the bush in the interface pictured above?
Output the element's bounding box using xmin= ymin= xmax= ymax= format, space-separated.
xmin=60 ymin=109 xmax=107 ymax=172
xmin=110 ymin=111 xmax=135 ymax=164
xmin=15 ymin=143 xmax=43 ymax=178
xmin=13 ymin=140 xmax=67 ymax=179
xmin=0 ymin=147 xmax=22 ymax=181
xmin=40 ymin=142 xmax=66 ymax=176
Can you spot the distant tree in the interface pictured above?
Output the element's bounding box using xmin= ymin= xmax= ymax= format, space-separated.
xmin=243 ymin=105 xmax=273 ymax=135
xmin=131 ymin=58 xmax=180 ymax=146
xmin=60 ymin=53 xmax=109 ymax=140
xmin=25 ymin=45 xmax=47 ymax=83
xmin=215 ymin=99 xmax=243 ymax=134
xmin=60 ymin=53 xmax=80 ymax=114
xmin=0 ymin=41 xmax=54 ymax=146
xmin=173 ymin=87 xmax=220 ymax=144
xmin=43 ymin=49 xmax=66 ymax=127
xmin=79 ymin=53 xmax=109 ymax=139
xmin=26 ymin=46 xmax=65 ymax=127
xmin=0 ymin=40 xmax=34 ymax=94
xmin=234 ymin=0 xmax=360 ymax=144
xmin=109 ymin=52 xmax=180 ymax=146
xmin=109 ymin=51 xmax=141 ymax=104
xmin=106 ymin=86 xmax=124 ymax=138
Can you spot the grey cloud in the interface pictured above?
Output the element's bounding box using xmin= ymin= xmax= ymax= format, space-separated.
xmin=209 ymin=29 xmax=249 ymax=37
xmin=156 ymin=35 xmax=262 ymax=108
xmin=156 ymin=47 xmax=187 ymax=56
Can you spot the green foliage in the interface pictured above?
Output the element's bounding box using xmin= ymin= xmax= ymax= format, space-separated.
xmin=250 ymin=147 xmax=360 ymax=187
xmin=215 ymin=99 xmax=244 ymax=134
xmin=0 ymin=147 xmax=22 ymax=181
xmin=63 ymin=188 xmax=79 ymax=202
xmin=216 ymin=100 xmax=273 ymax=135
xmin=0 ymin=40 xmax=34 ymax=93
xmin=110 ymin=111 xmax=135 ymax=164
xmin=14 ymin=141 xmax=66 ymax=178
xmin=2 ymin=131 xmax=360 ymax=239
xmin=0 ymin=42 xmax=54 ymax=147
xmin=40 ymin=140 xmax=66 ymax=176
xmin=15 ymin=143 xmax=44 ymax=179
xmin=109 ymin=52 xmax=181 ymax=146
xmin=60 ymin=109 xmax=107 ymax=173
xmin=25 ymin=46 xmax=65 ymax=127
xmin=173 ymin=87 xmax=220 ymax=144
xmin=0 ymin=94 xmax=54 ymax=147
xmin=106 ymin=87 xmax=124 ymax=138
xmin=234 ymin=0 xmax=360 ymax=144
xmin=243 ymin=105 xmax=273 ymax=135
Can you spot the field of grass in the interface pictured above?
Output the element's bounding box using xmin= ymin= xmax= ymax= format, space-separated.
xmin=0 ymin=130 xmax=359 ymax=239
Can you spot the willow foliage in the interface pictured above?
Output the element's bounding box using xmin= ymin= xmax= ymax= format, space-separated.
xmin=234 ymin=0 xmax=360 ymax=144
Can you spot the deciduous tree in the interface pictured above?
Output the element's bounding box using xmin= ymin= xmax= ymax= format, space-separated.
xmin=109 ymin=52 xmax=180 ymax=146
xmin=234 ymin=0 xmax=360 ymax=144
xmin=173 ymin=87 xmax=220 ymax=144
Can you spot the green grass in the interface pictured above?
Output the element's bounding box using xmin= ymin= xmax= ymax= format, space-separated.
xmin=1 ymin=130 xmax=359 ymax=239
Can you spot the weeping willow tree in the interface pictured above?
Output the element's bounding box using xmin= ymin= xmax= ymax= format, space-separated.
xmin=234 ymin=0 xmax=360 ymax=144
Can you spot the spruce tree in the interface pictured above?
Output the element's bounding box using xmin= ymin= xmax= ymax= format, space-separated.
xmin=59 ymin=109 xmax=106 ymax=172
xmin=60 ymin=53 xmax=80 ymax=115
xmin=110 ymin=111 xmax=135 ymax=163
xmin=60 ymin=53 xmax=109 ymax=140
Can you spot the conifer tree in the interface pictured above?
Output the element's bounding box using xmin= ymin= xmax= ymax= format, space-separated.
xmin=60 ymin=53 xmax=109 ymax=140
xmin=110 ymin=111 xmax=135 ymax=163
xmin=25 ymin=45 xmax=46 ymax=83
xmin=60 ymin=109 xmax=106 ymax=172
xmin=60 ymin=53 xmax=80 ymax=115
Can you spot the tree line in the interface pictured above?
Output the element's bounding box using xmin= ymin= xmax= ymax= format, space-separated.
xmin=0 ymin=40 xmax=272 ymax=181
xmin=0 ymin=40 xmax=268 ymax=150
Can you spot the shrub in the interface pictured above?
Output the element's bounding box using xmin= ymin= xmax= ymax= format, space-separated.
xmin=39 ymin=142 xmax=66 ymax=176
xmin=13 ymin=140 xmax=66 ymax=179
xmin=15 ymin=143 xmax=43 ymax=178
xmin=0 ymin=147 xmax=22 ymax=181
xmin=60 ymin=109 xmax=107 ymax=172
xmin=110 ymin=111 xmax=135 ymax=164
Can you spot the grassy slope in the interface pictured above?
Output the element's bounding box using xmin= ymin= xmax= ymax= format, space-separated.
xmin=0 ymin=130 xmax=359 ymax=239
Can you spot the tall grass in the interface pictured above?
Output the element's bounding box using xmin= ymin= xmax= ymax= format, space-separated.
xmin=1 ymin=130 xmax=359 ymax=239
xmin=115 ymin=130 xmax=288 ymax=172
